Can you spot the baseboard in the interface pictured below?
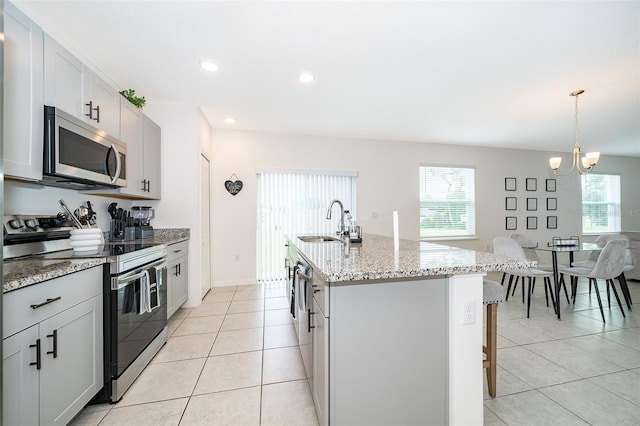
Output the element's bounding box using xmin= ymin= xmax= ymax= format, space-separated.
xmin=213 ymin=279 xmax=259 ymax=287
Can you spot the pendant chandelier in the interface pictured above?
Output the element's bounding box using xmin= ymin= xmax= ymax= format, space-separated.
xmin=549 ymin=90 xmax=600 ymax=175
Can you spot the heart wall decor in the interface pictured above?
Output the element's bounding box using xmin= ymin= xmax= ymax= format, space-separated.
xmin=224 ymin=174 xmax=243 ymax=196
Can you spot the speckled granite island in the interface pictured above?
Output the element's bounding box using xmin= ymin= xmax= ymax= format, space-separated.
xmin=286 ymin=234 xmax=531 ymax=426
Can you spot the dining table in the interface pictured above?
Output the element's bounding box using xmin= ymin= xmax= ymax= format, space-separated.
xmin=531 ymin=242 xmax=601 ymax=320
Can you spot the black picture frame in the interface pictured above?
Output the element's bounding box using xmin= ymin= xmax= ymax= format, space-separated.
xmin=506 ymin=216 xmax=517 ymax=230
xmin=546 ymin=178 xmax=556 ymax=192
xmin=527 ymin=216 xmax=538 ymax=230
xmin=505 ymin=197 xmax=517 ymax=211
xmin=505 ymin=177 xmax=517 ymax=191
xmin=526 ymin=178 xmax=537 ymax=191
xmin=547 ymin=197 xmax=557 ymax=211
xmin=547 ymin=216 xmax=558 ymax=229
xmin=526 ymin=197 xmax=537 ymax=211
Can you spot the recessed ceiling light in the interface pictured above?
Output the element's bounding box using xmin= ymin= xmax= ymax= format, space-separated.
xmin=299 ymin=73 xmax=315 ymax=84
xmin=224 ymin=117 xmax=236 ymax=125
xmin=200 ymin=60 xmax=218 ymax=72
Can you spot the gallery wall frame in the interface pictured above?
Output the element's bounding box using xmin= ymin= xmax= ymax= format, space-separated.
xmin=506 ymin=216 xmax=517 ymax=230
xmin=547 ymin=197 xmax=557 ymax=211
xmin=527 ymin=216 xmax=538 ymax=230
xmin=506 ymin=197 xmax=517 ymax=210
xmin=527 ymin=197 xmax=537 ymax=211
xmin=546 ymin=178 xmax=556 ymax=192
xmin=526 ymin=178 xmax=537 ymax=191
xmin=547 ymin=216 xmax=558 ymax=229
xmin=505 ymin=177 xmax=517 ymax=191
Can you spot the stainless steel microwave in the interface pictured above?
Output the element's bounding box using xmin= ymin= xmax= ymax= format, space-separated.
xmin=43 ymin=106 xmax=127 ymax=189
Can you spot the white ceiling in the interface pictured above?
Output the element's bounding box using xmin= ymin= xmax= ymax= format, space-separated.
xmin=13 ymin=0 xmax=640 ymax=157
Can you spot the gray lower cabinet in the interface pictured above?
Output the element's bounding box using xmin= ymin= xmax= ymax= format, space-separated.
xmin=167 ymin=240 xmax=189 ymax=318
xmin=2 ymin=267 xmax=103 ymax=426
xmin=311 ymin=297 xmax=328 ymax=426
xmin=309 ymin=273 xmax=447 ymax=426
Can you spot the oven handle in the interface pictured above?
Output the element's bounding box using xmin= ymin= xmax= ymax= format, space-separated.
xmin=112 ymin=258 xmax=168 ymax=290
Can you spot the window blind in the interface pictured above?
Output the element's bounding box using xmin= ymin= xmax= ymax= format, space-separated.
xmin=419 ymin=166 xmax=476 ymax=239
xmin=257 ymin=171 xmax=356 ymax=282
xmin=582 ymin=174 xmax=621 ymax=234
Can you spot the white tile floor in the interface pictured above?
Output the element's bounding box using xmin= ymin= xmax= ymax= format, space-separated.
xmin=71 ymin=276 xmax=640 ymax=425
xmin=483 ymin=272 xmax=640 ymax=426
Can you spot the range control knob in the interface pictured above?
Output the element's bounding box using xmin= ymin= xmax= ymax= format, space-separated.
xmin=25 ymin=219 xmax=39 ymax=230
xmin=8 ymin=219 xmax=24 ymax=229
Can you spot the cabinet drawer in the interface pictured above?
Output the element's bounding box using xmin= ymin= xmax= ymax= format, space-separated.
xmin=4 ymin=266 xmax=103 ymax=338
xmin=167 ymin=240 xmax=189 ymax=262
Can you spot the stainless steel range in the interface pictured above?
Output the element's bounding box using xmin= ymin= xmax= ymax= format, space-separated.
xmin=3 ymin=214 xmax=169 ymax=403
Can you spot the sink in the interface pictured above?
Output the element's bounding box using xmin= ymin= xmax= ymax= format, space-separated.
xmin=298 ymin=235 xmax=342 ymax=243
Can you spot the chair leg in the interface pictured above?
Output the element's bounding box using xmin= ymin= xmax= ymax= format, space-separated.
xmin=522 ymin=276 xmax=525 ymax=304
xmin=617 ymin=273 xmax=633 ymax=310
xmin=506 ymin=275 xmax=514 ymax=301
xmin=501 ymin=272 xmax=507 ymax=286
xmin=608 ymin=279 xmax=626 ymax=318
xmin=571 ymin=276 xmax=578 ymax=304
xmin=483 ymin=303 xmax=498 ymax=398
xmin=543 ymin=276 xmax=549 ymax=306
xmin=545 ymin=277 xmax=557 ymax=314
xmin=560 ymin=274 xmax=571 ymax=304
xmin=606 ymin=281 xmax=611 ymax=309
xmin=527 ymin=277 xmax=533 ymax=318
xmin=592 ymin=278 xmax=606 ymax=322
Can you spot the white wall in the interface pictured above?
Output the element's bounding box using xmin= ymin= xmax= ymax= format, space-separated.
xmin=143 ymin=101 xmax=213 ymax=307
xmin=211 ymin=128 xmax=640 ymax=285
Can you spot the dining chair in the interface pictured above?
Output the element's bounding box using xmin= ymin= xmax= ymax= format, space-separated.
xmin=483 ymin=279 xmax=503 ymax=398
xmin=572 ymin=234 xmax=633 ymax=309
xmin=510 ymin=233 xmax=570 ymax=304
xmin=493 ymin=237 xmax=556 ymax=318
xmin=559 ymin=238 xmax=627 ymax=322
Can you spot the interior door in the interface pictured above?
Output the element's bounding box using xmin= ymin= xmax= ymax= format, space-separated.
xmin=200 ymin=153 xmax=212 ymax=297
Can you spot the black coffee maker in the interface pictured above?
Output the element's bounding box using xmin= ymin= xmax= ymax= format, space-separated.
xmin=131 ymin=206 xmax=155 ymax=239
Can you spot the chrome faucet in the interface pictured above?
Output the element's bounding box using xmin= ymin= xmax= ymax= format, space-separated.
xmin=326 ymin=199 xmax=345 ymax=237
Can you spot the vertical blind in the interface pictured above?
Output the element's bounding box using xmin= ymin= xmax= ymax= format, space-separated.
xmin=419 ymin=165 xmax=476 ymax=239
xmin=582 ymin=174 xmax=621 ymax=234
xmin=257 ymin=170 xmax=357 ymax=282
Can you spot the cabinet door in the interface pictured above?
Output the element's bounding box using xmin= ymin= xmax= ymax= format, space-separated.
xmin=4 ymin=2 xmax=44 ymax=181
xmin=39 ymin=296 xmax=103 ymax=426
xmin=312 ymin=299 xmax=328 ymax=426
xmin=44 ymin=33 xmax=88 ymax=119
xmin=120 ymin=99 xmax=145 ymax=197
xmin=167 ymin=259 xmax=178 ymax=318
xmin=3 ymin=326 xmax=40 ymax=426
xmin=88 ymin=72 xmax=121 ymax=137
xmin=142 ymin=116 xmax=162 ymax=199
xmin=175 ymin=256 xmax=189 ymax=308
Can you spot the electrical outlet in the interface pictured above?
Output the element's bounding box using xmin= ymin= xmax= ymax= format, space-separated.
xmin=462 ymin=300 xmax=476 ymax=325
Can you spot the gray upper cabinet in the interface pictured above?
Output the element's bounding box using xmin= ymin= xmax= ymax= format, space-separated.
xmin=3 ymin=1 xmax=44 ymax=181
xmin=141 ymin=114 xmax=162 ymax=199
xmin=43 ymin=33 xmax=120 ymax=138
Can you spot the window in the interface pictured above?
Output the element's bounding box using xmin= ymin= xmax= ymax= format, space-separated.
xmin=581 ymin=174 xmax=621 ymax=234
xmin=257 ymin=170 xmax=357 ymax=281
xmin=419 ymin=166 xmax=476 ymax=239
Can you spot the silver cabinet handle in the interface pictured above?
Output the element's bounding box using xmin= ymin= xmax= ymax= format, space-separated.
xmin=110 ymin=143 xmax=121 ymax=184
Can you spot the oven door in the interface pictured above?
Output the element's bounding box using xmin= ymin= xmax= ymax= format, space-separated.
xmin=109 ymin=258 xmax=167 ymax=381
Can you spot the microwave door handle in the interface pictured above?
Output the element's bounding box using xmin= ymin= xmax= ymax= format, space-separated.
xmin=109 ymin=143 xmax=121 ymax=184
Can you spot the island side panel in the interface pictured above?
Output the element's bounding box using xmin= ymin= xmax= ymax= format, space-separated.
xmin=447 ymin=273 xmax=484 ymax=426
xmin=329 ymin=278 xmax=447 ymax=425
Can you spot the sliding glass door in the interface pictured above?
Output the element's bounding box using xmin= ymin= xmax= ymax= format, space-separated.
xmin=257 ymin=170 xmax=356 ymax=282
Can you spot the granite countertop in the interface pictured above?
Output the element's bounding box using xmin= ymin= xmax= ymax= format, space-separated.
xmin=288 ymin=233 xmax=535 ymax=284
xmin=3 ymin=228 xmax=190 ymax=293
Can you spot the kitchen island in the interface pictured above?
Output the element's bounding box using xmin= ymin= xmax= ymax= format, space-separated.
xmin=286 ymin=234 xmax=531 ymax=426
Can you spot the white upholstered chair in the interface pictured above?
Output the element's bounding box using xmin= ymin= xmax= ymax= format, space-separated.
xmin=493 ymin=237 xmax=555 ymax=318
xmin=559 ymin=238 xmax=628 ymax=322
